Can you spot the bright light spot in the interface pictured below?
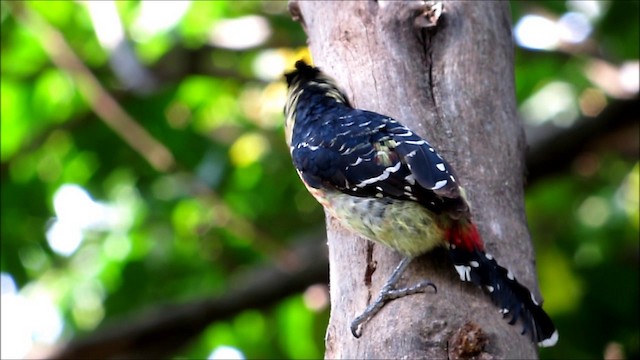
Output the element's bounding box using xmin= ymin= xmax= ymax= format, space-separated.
xmin=567 ymin=0 xmax=608 ymax=21
xmin=71 ymin=281 xmax=106 ymax=330
xmin=47 ymin=184 xmax=121 ymax=256
xmin=557 ymin=12 xmax=592 ymax=44
xmin=109 ymin=182 xmax=141 ymax=231
xmin=229 ymin=133 xmax=270 ymax=167
xmin=578 ymin=87 xmax=607 ymax=117
xmin=54 ymin=185 xmax=108 ymax=228
xmin=209 ymin=16 xmax=271 ymax=50
xmin=514 ymin=15 xmax=559 ymax=50
xmin=1 ymin=272 xmax=17 ymax=295
xmin=586 ymin=59 xmax=639 ymax=99
xmin=25 ymin=289 xmax=64 ymax=344
xmin=1 ymin=292 xmax=32 ymax=359
xmin=2 ymin=280 xmax=64 ymax=359
xmin=577 ymin=196 xmax=611 ymax=228
xmin=85 ymin=0 xmax=124 ymax=51
xmin=239 ymin=86 xmax=265 ymax=125
xmin=253 ymin=50 xmax=287 ymax=81
xmin=604 ymin=342 xmax=626 ymax=360
xmin=46 ymin=220 xmax=84 ymax=257
xmin=132 ymin=0 xmax=192 ymax=41
xmin=208 ymin=345 xmax=245 ymax=360
xmin=258 ymin=82 xmax=288 ymax=127
xmin=515 ymin=11 xmax=593 ymax=50
xmin=239 ymin=82 xmax=287 ymax=129
xmin=619 ymin=61 xmax=640 ymax=94
xmin=303 ymin=284 xmax=329 ymax=311
xmin=85 ymin=0 xmax=159 ymax=93
xmin=103 ymin=233 xmax=132 ymax=261
xmin=520 ymin=81 xmax=578 ymax=126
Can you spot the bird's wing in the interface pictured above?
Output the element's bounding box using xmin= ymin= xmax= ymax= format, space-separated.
xmin=291 ymin=109 xmax=464 ymax=213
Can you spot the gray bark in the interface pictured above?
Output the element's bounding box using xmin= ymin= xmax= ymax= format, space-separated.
xmin=290 ymin=1 xmax=541 ymax=358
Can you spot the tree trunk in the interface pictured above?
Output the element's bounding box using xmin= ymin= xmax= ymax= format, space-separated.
xmin=289 ymin=1 xmax=541 ymax=359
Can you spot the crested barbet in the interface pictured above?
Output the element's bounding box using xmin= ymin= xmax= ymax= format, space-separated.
xmin=283 ymin=60 xmax=557 ymax=347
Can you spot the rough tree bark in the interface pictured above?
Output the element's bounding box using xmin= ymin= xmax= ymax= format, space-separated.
xmin=289 ymin=1 xmax=542 ymax=359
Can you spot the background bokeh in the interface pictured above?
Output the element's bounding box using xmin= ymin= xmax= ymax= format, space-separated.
xmin=1 ymin=1 xmax=638 ymax=359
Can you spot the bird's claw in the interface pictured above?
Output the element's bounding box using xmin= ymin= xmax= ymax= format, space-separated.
xmin=350 ymin=280 xmax=437 ymax=338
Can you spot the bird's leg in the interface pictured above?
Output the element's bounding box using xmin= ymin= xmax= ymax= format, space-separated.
xmin=351 ymin=257 xmax=437 ymax=338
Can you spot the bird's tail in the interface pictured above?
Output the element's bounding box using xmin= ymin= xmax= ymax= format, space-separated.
xmin=448 ymin=243 xmax=558 ymax=347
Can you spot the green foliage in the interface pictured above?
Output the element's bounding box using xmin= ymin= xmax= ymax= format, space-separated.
xmin=1 ymin=1 xmax=637 ymax=359
xmin=529 ymin=159 xmax=639 ymax=359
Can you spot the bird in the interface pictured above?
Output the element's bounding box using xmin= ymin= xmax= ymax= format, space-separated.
xmin=283 ymin=59 xmax=558 ymax=347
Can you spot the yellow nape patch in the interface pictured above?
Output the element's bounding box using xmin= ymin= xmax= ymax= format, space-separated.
xmin=285 ymin=50 xmax=313 ymax=73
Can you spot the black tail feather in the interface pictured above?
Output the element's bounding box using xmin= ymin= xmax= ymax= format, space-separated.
xmin=449 ymin=247 xmax=558 ymax=347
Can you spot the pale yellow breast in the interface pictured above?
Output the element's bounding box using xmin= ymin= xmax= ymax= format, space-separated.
xmin=321 ymin=190 xmax=446 ymax=258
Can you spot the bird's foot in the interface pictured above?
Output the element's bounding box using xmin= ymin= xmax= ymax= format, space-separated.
xmin=350 ymin=279 xmax=437 ymax=338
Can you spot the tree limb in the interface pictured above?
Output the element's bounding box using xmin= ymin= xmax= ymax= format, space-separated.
xmin=48 ymin=235 xmax=328 ymax=359
xmin=9 ymin=3 xmax=176 ymax=173
xmin=294 ymin=1 xmax=538 ymax=358
xmin=525 ymin=96 xmax=639 ymax=184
